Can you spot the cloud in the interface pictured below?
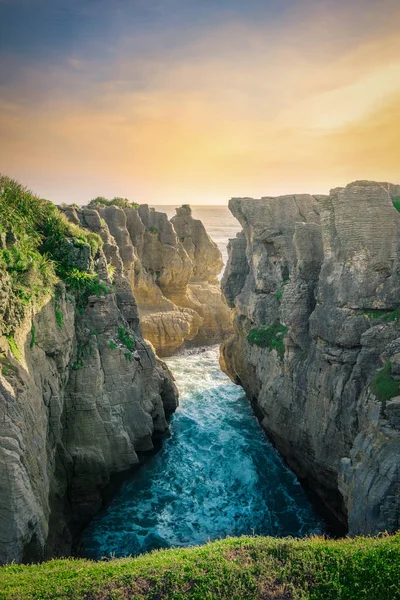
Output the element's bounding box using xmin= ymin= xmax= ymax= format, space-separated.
xmin=0 ymin=0 xmax=399 ymax=203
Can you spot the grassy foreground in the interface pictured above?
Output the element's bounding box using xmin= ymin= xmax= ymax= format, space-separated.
xmin=0 ymin=535 xmax=399 ymax=600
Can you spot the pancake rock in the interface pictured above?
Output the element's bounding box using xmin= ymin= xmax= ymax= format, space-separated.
xmin=0 ymin=213 xmax=178 ymax=565
xmin=75 ymin=203 xmax=232 ymax=356
xmin=221 ymin=181 xmax=400 ymax=535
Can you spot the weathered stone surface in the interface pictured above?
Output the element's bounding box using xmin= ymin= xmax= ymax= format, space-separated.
xmin=171 ymin=205 xmax=223 ymax=282
xmin=0 ymin=233 xmax=178 ymax=565
xmin=86 ymin=204 xmax=232 ymax=355
xmin=0 ymin=198 xmax=232 ymax=564
xmin=221 ymin=181 xmax=400 ymax=535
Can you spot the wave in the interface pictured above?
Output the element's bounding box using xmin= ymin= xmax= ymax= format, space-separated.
xmin=82 ymin=347 xmax=323 ymax=558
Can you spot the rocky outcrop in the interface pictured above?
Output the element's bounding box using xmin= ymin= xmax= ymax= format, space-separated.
xmin=0 ymin=213 xmax=178 ymax=565
xmin=76 ymin=203 xmax=232 ymax=356
xmin=221 ymin=181 xmax=400 ymax=535
xmin=0 ymin=198 xmax=231 ymax=564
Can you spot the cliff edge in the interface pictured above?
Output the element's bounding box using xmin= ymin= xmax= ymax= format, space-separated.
xmin=221 ymin=181 xmax=400 ymax=535
xmin=0 ymin=179 xmax=178 ymax=564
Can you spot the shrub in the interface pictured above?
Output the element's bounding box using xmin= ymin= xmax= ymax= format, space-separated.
xmin=88 ymin=196 xmax=139 ymax=209
xmin=118 ymin=326 xmax=135 ymax=351
xmin=362 ymin=309 xmax=399 ymax=322
xmin=72 ymin=341 xmax=94 ymax=370
xmin=146 ymin=226 xmax=159 ymax=235
xmin=58 ymin=268 xmax=108 ymax=298
xmin=0 ymin=176 xmax=104 ymax=326
xmin=247 ymin=321 xmax=288 ymax=359
xmin=371 ymin=361 xmax=400 ymax=402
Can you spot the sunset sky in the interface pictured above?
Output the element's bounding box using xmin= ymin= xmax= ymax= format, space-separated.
xmin=0 ymin=0 xmax=399 ymax=205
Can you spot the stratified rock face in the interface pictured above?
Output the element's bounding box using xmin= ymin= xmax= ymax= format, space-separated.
xmin=0 ymin=214 xmax=178 ymax=565
xmin=221 ymin=182 xmax=400 ymax=535
xmin=84 ymin=204 xmax=232 ymax=355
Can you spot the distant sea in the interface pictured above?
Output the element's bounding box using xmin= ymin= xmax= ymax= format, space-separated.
xmin=151 ymin=205 xmax=242 ymax=266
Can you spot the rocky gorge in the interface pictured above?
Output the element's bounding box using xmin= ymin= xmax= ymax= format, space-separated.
xmin=0 ymin=180 xmax=231 ymax=565
xmin=221 ymin=180 xmax=400 ymax=536
xmin=2 ymin=175 xmax=400 ymax=567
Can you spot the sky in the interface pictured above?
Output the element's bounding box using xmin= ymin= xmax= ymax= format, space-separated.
xmin=0 ymin=0 xmax=399 ymax=205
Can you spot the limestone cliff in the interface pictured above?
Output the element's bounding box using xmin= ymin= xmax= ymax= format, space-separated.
xmin=0 ymin=186 xmax=230 ymax=564
xmin=221 ymin=181 xmax=400 ymax=535
xmin=75 ymin=203 xmax=232 ymax=356
xmin=0 ymin=204 xmax=178 ymax=564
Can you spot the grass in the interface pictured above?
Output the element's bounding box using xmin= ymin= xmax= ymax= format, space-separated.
xmin=88 ymin=196 xmax=139 ymax=209
xmin=118 ymin=326 xmax=136 ymax=351
xmin=0 ymin=534 xmax=399 ymax=600
xmin=247 ymin=321 xmax=288 ymax=359
xmin=0 ymin=176 xmax=104 ymax=330
xmin=370 ymin=361 xmax=400 ymax=402
xmin=55 ymin=307 xmax=64 ymax=329
xmin=276 ymin=279 xmax=289 ymax=301
xmin=6 ymin=335 xmax=23 ymax=362
xmin=72 ymin=341 xmax=95 ymax=371
xmin=392 ymin=196 xmax=400 ymax=212
xmin=360 ymin=309 xmax=399 ymax=322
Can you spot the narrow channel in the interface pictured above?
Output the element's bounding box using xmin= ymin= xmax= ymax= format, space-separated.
xmin=82 ymin=347 xmax=324 ymax=559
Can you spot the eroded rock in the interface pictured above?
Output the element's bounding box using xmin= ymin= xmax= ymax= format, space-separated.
xmin=221 ymin=181 xmax=400 ymax=535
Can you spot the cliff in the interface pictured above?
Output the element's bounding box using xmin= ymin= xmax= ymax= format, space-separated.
xmin=70 ymin=202 xmax=232 ymax=356
xmin=0 ymin=180 xmax=179 ymax=564
xmin=221 ymin=181 xmax=400 ymax=535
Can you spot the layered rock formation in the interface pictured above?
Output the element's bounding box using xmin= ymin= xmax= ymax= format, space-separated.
xmin=0 ymin=211 xmax=178 ymax=565
xmin=0 ymin=198 xmax=231 ymax=564
xmin=74 ymin=203 xmax=232 ymax=356
xmin=221 ymin=181 xmax=400 ymax=535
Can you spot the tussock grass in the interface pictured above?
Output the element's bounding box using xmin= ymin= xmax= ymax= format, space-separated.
xmin=0 ymin=534 xmax=399 ymax=600
xmin=0 ymin=176 xmax=106 ymax=333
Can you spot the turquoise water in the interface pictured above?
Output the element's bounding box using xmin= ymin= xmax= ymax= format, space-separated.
xmin=82 ymin=347 xmax=324 ymax=558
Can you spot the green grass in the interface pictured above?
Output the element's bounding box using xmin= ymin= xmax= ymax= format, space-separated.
xmin=360 ymin=309 xmax=399 ymax=322
xmin=146 ymin=226 xmax=159 ymax=235
xmin=88 ymin=196 xmax=139 ymax=209
xmin=55 ymin=307 xmax=64 ymax=329
xmin=118 ymin=326 xmax=136 ymax=351
xmin=0 ymin=176 xmax=103 ymax=328
xmin=6 ymin=334 xmax=23 ymax=362
xmin=370 ymin=361 xmax=400 ymax=402
xmin=247 ymin=321 xmax=288 ymax=359
xmin=0 ymin=535 xmax=399 ymax=600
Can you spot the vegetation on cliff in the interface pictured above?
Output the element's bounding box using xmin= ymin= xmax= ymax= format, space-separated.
xmin=371 ymin=361 xmax=400 ymax=402
xmin=0 ymin=176 xmax=103 ymax=333
xmin=247 ymin=321 xmax=288 ymax=359
xmin=0 ymin=534 xmax=399 ymax=599
xmin=88 ymin=196 xmax=139 ymax=209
